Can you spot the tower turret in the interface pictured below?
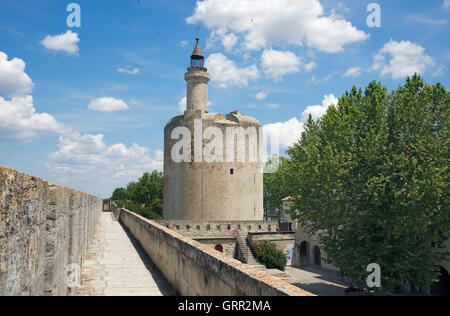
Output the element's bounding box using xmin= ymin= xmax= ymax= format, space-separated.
xmin=163 ymin=37 xmax=263 ymax=221
xmin=185 ymin=38 xmax=210 ymax=114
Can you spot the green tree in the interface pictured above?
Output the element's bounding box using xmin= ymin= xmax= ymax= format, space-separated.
xmin=110 ymin=171 xmax=164 ymax=220
xmin=111 ymin=187 xmax=129 ymax=201
xmin=286 ymin=75 xmax=449 ymax=291
xmin=263 ymin=155 xmax=290 ymax=222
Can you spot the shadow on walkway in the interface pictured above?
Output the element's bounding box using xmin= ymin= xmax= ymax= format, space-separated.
xmin=287 ymin=266 xmax=347 ymax=296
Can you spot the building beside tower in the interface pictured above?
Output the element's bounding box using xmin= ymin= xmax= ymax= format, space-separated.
xmin=163 ymin=38 xmax=264 ymax=221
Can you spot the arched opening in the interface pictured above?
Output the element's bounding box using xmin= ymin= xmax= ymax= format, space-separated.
xmin=215 ymin=244 xmax=223 ymax=253
xmin=313 ymin=246 xmax=322 ymax=267
xmin=299 ymin=241 xmax=309 ymax=266
xmin=430 ymin=266 xmax=450 ymax=296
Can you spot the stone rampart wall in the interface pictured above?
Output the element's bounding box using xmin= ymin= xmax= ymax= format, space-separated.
xmin=157 ymin=220 xmax=278 ymax=238
xmin=0 ymin=167 xmax=102 ymax=296
xmin=118 ymin=208 xmax=313 ymax=296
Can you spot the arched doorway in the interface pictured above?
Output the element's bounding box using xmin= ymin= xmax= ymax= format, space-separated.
xmin=313 ymin=246 xmax=322 ymax=267
xmin=430 ymin=266 xmax=450 ymax=296
xmin=299 ymin=241 xmax=309 ymax=266
xmin=215 ymin=244 xmax=223 ymax=253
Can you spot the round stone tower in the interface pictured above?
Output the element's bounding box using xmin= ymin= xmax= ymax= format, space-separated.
xmin=163 ymin=38 xmax=263 ymax=221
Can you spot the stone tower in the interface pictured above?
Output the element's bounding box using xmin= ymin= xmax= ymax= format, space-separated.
xmin=163 ymin=39 xmax=263 ymax=221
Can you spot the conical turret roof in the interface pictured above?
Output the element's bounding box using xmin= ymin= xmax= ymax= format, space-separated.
xmin=191 ymin=38 xmax=204 ymax=60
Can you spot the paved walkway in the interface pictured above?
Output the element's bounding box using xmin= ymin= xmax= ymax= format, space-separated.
xmin=286 ymin=266 xmax=348 ymax=296
xmin=75 ymin=213 xmax=176 ymax=296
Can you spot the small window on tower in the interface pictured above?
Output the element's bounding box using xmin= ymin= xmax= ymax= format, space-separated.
xmin=230 ymin=169 xmax=234 ymax=175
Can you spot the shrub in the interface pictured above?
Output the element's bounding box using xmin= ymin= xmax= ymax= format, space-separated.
xmin=252 ymin=241 xmax=287 ymax=271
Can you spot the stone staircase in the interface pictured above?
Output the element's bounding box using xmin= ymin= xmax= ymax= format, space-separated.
xmin=233 ymin=230 xmax=292 ymax=282
xmin=234 ymin=230 xmax=265 ymax=268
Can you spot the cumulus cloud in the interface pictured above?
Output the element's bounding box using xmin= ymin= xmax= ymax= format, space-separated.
xmin=48 ymin=132 xmax=163 ymax=196
xmin=187 ymin=0 xmax=368 ymax=53
xmin=208 ymin=29 xmax=239 ymax=51
xmin=373 ymin=40 xmax=435 ymax=79
xmin=343 ymin=66 xmax=363 ymax=78
xmin=0 ymin=96 xmax=65 ymax=141
xmin=205 ymin=53 xmax=259 ymax=88
xmin=41 ymin=30 xmax=80 ymax=55
xmin=178 ymin=96 xmax=187 ymax=112
xmin=263 ymin=94 xmax=338 ymax=150
xmin=261 ymin=49 xmax=302 ymax=81
xmin=304 ymin=61 xmax=317 ymax=72
xmin=88 ymin=97 xmax=130 ymax=112
xmin=443 ymin=0 xmax=450 ymax=9
xmin=117 ymin=67 xmax=139 ymax=75
xmin=264 ymin=117 xmax=304 ymax=150
xmin=0 ymin=52 xmax=65 ymax=141
xmin=302 ymin=94 xmax=338 ymax=121
xmin=255 ymin=92 xmax=267 ymax=100
xmin=0 ymin=52 xmax=34 ymax=97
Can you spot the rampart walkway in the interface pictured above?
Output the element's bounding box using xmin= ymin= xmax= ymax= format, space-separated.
xmin=75 ymin=213 xmax=176 ymax=296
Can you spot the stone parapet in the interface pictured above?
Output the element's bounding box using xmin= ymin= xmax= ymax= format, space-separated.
xmin=0 ymin=167 xmax=102 ymax=296
xmin=119 ymin=208 xmax=314 ymax=296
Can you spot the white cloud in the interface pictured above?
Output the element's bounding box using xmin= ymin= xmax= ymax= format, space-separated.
xmin=0 ymin=96 xmax=66 ymax=141
xmin=405 ymin=15 xmax=447 ymax=26
xmin=373 ymin=40 xmax=435 ymax=79
xmin=88 ymin=97 xmax=130 ymax=112
xmin=41 ymin=30 xmax=80 ymax=55
xmin=261 ymin=49 xmax=302 ymax=81
xmin=48 ymin=132 xmax=163 ymax=196
xmin=117 ymin=67 xmax=139 ymax=75
xmin=304 ymin=61 xmax=317 ymax=72
xmin=187 ymin=0 xmax=368 ymax=53
xmin=0 ymin=52 xmax=34 ymax=97
xmin=178 ymin=96 xmax=187 ymax=112
xmin=310 ymin=71 xmax=337 ymax=84
xmin=209 ymin=29 xmax=239 ymax=51
xmin=264 ymin=117 xmax=304 ymax=150
xmin=343 ymin=66 xmax=363 ymax=78
xmin=255 ymin=92 xmax=267 ymax=100
xmin=302 ymin=94 xmax=338 ymax=121
xmin=263 ymin=94 xmax=338 ymax=150
xmin=180 ymin=40 xmax=189 ymax=47
xmin=443 ymin=0 xmax=450 ymax=9
xmin=267 ymin=103 xmax=280 ymax=109
xmin=205 ymin=53 xmax=259 ymax=88
xmin=0 ymin=51 xmax=65 ymax=141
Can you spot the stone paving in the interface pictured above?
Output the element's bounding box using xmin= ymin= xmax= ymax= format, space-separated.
xmin=75 ymin=213 xmax=176 ymax=296
xmin=286 ymin=266 xmax=348 ymax=296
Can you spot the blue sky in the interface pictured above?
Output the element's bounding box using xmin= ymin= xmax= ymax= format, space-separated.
xmin=0 ymin=0 xmax=449 ymax=197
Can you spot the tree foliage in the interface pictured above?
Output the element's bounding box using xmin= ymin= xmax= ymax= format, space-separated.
xmin=263 ymin=155 xmax=290 ymax=222
xmin=111 ymin=171 xmax=164 ymax=220
xmin=286 ymin=75 xmax=449 ymax=291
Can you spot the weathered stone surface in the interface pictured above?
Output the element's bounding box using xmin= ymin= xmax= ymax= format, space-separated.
xmin=118 ymin=208 xmax=314 ymax=296
xmin=0 ymin=167 xmax=102 ymax=296
xmin=75 ymin=213 xmax=175 ymax=296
